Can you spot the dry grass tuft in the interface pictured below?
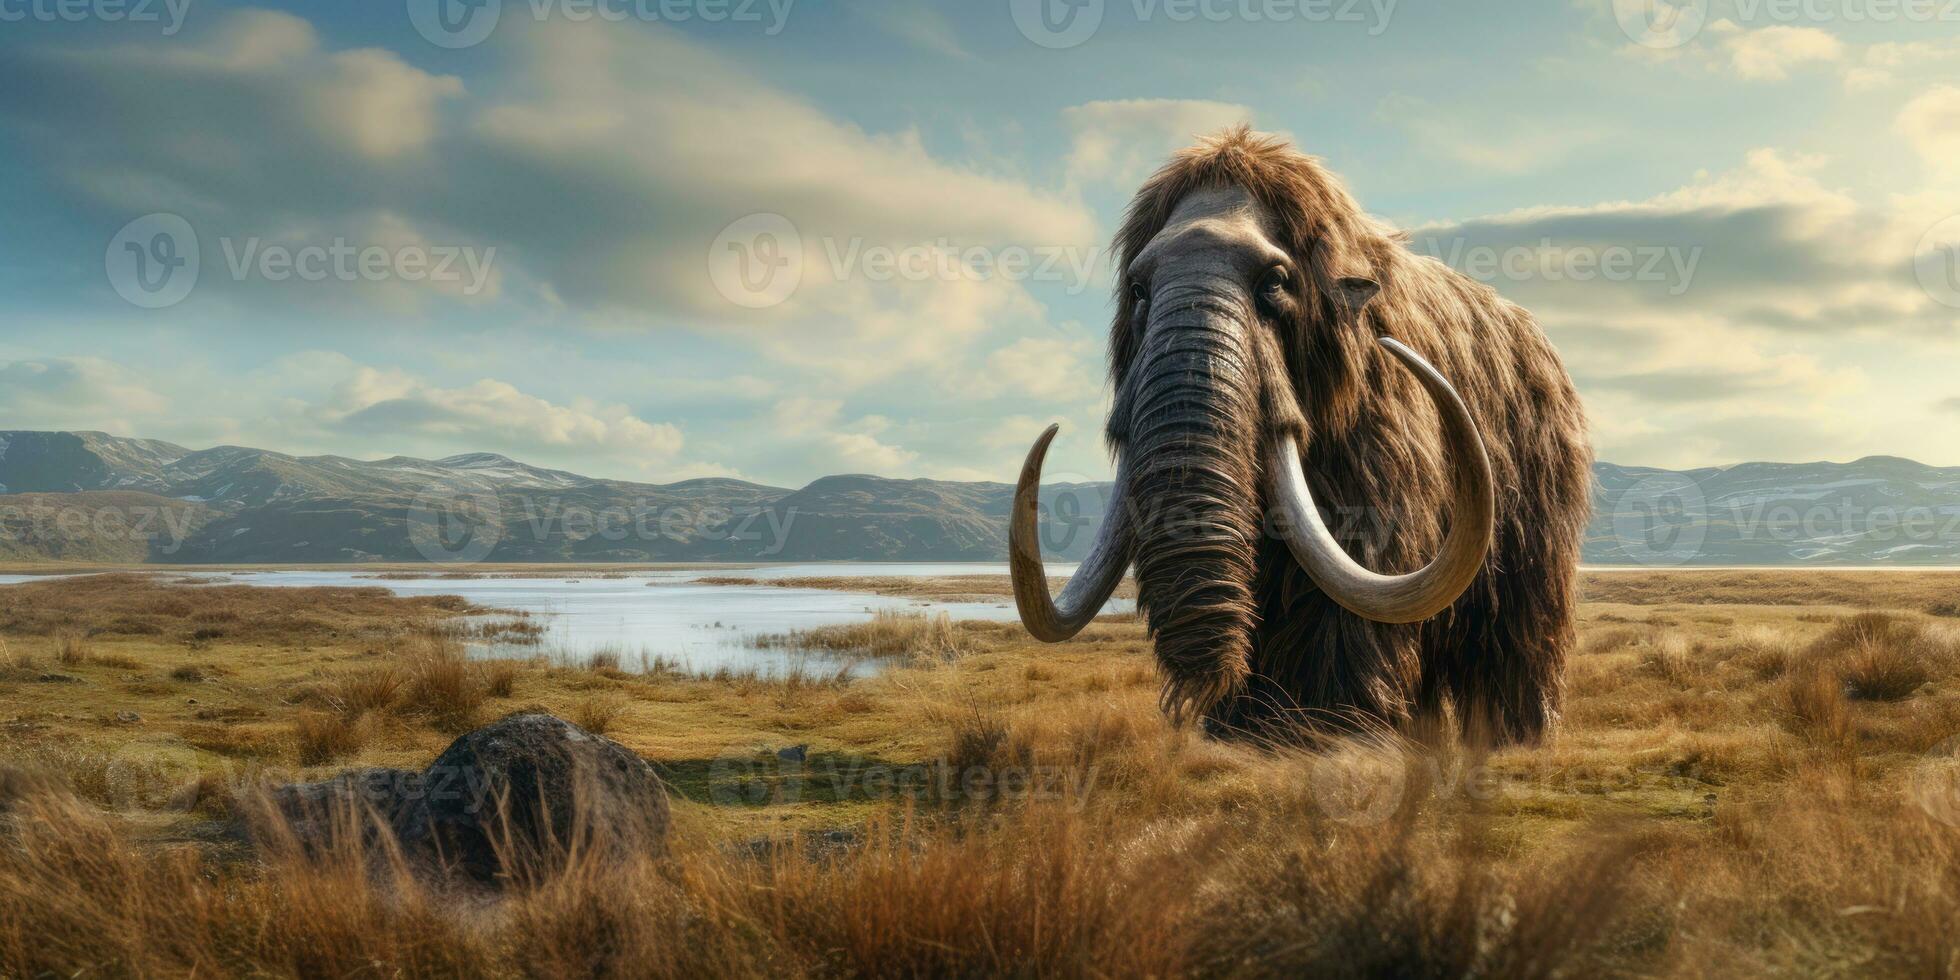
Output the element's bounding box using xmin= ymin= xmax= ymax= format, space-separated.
xmin=293 ymin=711 xmax=367 ymax=766
xmin=1779 ymin=664 xmax=1852 ymax=750
xmin=333 ymin=668 xmax=403 ymax=715
xmin=759 ymin=610 xmax=970 ymax=660
xmin=1842 ymin=639 xmax=1929 ymax=701
xmin=482 ymin=660 xmax=520 ymax=699
xmin=0 ymin=647 xmax=40 ymax=682
xmin=397 ymin=637 xmax=486 ymax=734
xmin=587 ymin=650 xmax=625 ymax=677
xmin=572 ymin=693 xmax=627 ymax=735
xmin=54 ymin=632 xmax=89 ymax=666
xmin=1640 ymin=635 xmax=1703 ymax=688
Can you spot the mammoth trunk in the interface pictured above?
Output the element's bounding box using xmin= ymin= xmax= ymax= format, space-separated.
xmin=1120 ymin=304 xmax=1265 ymax=718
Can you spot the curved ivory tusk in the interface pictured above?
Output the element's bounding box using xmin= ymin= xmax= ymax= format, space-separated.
xmin=1008 ymin=424 xmax=1134 ymax=642
xmin=1269 ymin=336 xmax=1495 ymax=624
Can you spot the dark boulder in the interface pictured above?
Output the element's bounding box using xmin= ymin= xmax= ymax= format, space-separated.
xmin=248 ymin=713 xmax=670 ymax=885
xmin=401 ymin=712 xmax=672 ymax=882
xmin=256 ymin=767 xmax=427 ymax=855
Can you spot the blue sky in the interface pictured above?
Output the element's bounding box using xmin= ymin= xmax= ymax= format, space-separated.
xmin=1 ymin=0 xmax=1957 ymax=486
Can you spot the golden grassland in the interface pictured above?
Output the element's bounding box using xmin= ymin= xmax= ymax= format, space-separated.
xmin=4 ymin=570 xmax=1960 ymax=975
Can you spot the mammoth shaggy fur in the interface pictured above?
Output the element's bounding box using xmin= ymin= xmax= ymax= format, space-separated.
xmin=1107 ymin=129 xmax=1591 ymax=745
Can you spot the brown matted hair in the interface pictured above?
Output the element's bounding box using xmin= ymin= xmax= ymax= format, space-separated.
xmin=1103 ymin=126 xmax=1593 ymax=744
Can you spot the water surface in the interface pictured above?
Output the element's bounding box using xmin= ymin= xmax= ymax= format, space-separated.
xmin=183 ymin=565 xmax=1123 ymax=674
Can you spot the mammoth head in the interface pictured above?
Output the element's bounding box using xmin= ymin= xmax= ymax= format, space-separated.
xmin=1008 ymin=129 xmax=1495 ymax=717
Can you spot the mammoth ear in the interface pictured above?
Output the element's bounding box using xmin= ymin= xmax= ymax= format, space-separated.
xmin=1308 ymin=231 xmax=1380 ymax=323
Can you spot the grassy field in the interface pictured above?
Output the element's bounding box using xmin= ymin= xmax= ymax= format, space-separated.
xmin=5 ymin=569 xmax=1960 ymax=976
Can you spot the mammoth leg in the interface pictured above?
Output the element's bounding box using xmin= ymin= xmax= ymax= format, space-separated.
xmin=1415 ymin=547 xmax=1569 ymax=746
xmin=1400 ymin=495 xmax=1570 ymax=746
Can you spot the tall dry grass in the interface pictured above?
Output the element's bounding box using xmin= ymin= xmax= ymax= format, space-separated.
xmin=14 ymin=574 xmax=1960 ymax=975
xmin=292 ymin=711 xmax=369 ymax=766
xmin=0 ymin=753 xmax=1652 ymax=979
xmin=758 ymin=610 xmax=969 ymax=660
xmin=397 ymin=636 xmax=488 ymax=734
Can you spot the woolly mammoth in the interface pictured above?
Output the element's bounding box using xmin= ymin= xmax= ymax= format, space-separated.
xmin=1009 ymin=129 xmax=1591 ymax=746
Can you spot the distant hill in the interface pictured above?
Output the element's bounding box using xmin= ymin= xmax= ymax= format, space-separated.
xmin=1588 ymin=457 xmax=1960 ymax=565
xmin=2 ymin=429 xmax=1957 ymax=565
xmin=0 ymin=430 xmax=1104 ymax=563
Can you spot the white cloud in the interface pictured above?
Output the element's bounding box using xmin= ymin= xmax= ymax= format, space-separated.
xmin=1720 ymin=24 xmax=1844 ymax=81
xmin=767 ymin=397 xmax=918 ymax=474
xmin=1407 ymin=147 xmax=1955 ymax=467
xmin=0 ymin=358 xmax=169 ymax=435
xmin=965 ymin=336 xmax=1101 ymax=402
xmin=1897 ymin=86 xmax=1960 ymax=178
xmin=305 ymin=367 xmax=683 ymax=465
xmin=0 ymin=11 xmax=1096 ymax=386
xmin=311 ymin=48 xmax=465 ymax=160
xmin=1063 ymin=99 xmax=1253 ymax=189
xmin=1844 ymin=67 xmax=1894 ymax=91
xmin=467 ymin=18 xmax=1096 ymax=347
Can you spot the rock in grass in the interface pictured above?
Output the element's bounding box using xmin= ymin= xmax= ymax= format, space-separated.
xmin=259 ymin=767 xmax=427 ymax=853
xmin=250 ymin=713 xmax=670 ymax=885
xmin=403 ymin=712 xmax=672 ymax=882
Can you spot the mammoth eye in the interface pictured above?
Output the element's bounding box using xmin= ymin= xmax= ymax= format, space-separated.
xmin=1260 ymin=266 xmax=1290 ymax=297
xmin=1128 ymin=280 xmax=1147 ymax=305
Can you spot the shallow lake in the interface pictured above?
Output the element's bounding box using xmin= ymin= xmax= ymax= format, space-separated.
xmin=0 ymin=564 xmax=1127 ymax=675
